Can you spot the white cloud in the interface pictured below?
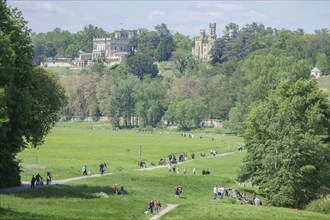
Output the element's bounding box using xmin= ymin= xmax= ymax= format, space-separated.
xmin=30 ymin=1 xmax=76 ymax=17
xmin=148 ymin=9 xmax=166 ymax=20
xmin=247 ymin=10 xmax=266 ymax=19
xmin=214 ymin=3 xmax=244 ymax=11
xmin=196 ymin=2 xmax=211 ymax=8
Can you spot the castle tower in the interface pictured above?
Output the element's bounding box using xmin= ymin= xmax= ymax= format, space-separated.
xmin=209 ymin=23 xmax=216 ymax=41
xmin=192 ymin=23 xmax=217 ymax=61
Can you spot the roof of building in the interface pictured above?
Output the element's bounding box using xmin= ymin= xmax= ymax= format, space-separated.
xmin=311 ymin=67 xmax=321 ymax=72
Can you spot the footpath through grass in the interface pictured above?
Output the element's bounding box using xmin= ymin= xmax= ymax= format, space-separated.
xmin=17 ymin=122 xmax=242 ymax=181
xmin=1 ymin=122 xmax=328 ymax=219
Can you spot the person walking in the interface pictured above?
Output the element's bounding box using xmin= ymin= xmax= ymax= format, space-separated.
xmin=149 ymin=200 xmax=155 ymax=215
xmin=156 ymin=200 xmax=161 ymax=215
xmin=30 ymin=175 xmax=36 ymax=189
xmin=213 ymin=185 xmax=218 ymax=200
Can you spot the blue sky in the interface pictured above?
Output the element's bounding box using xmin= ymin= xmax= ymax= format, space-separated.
xmin=7 ymin=1 xmax=330 ymax=37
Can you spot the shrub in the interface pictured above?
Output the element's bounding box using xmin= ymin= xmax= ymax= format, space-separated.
xmin=305 ymin=195 xmax=330 ymax=215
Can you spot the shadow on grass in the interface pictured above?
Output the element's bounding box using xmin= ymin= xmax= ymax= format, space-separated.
xmin=14 ymin=184 xmax=129 ymax=199
xmin=0 ymin=207 xmax=71 ymax=220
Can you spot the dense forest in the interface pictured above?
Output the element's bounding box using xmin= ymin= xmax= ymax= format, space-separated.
xmin=32 ymin=23 xmax=330 ymax=130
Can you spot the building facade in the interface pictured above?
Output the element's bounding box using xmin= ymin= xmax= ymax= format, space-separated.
xmin=92 ymin=29 xmax=137 ymax=62
xmin=192 ymin=23 xmax=217 ymax=61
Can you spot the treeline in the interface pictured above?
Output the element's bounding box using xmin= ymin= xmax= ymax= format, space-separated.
xmin=32 ymin=23 xmax=192 ymax=65
xmin=48 ymin=22 xmax=330 ymax=130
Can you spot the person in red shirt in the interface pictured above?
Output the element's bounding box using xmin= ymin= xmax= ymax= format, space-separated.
xmin=114 ymin=183 xmax=118 ymax=194
xmin=156 ymin=200 xmax=161 ymax=215
xmin=149 ymin=200 xmax=155 ymax=215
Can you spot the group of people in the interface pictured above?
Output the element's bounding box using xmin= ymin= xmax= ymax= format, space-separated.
xmin=202 ymin=169 xmax=211 ymax=175
xmin=82 ymin=163 xmax=108 ymax=176
xmin=113 ymin=183 xmax=125 ymax=195
xmin=168 ymin=165 xmax=190 ymax=175
xmin=238 ymin=145 xmax=244 ymax=151
xmin=217 ymin=187 xmax=262 ymax=206
xmin=147 ymin=200 xmax=161 ymax=215
xmin=213 ymin=185 xmax=225 ymax=200
xmin=99 ymin=163 xmax=107 ymax=175
xmin=30 ymin=172 xmax=52 ymax=189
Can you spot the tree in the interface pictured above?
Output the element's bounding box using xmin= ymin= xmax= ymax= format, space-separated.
xmin=133 ymin=79 xmax=166 ymax=127
xmin=108 ymin=75 xmax=139 ymax=127
xmin=154 ymin=23 xmax=175 ymax=61
xmin=137 ymin=28 xmax=160 ymax=57
xmin=0 ymin=1 xmax=67 ymax=187
xmin=164 ymin=98 xmax=207 ymax=130
xmin=238 ymin=79 xmax=330 ymax=208
xmin=126 ymin=54 xmax=158 ymax=79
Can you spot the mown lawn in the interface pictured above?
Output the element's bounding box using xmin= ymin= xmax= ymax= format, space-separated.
xmin=1 ymin=123 xmax=328 ymax=219
xmin=17 ymin=122 xmax=243 ymax=181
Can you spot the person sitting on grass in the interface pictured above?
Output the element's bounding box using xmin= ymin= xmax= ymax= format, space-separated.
xmin=120 ymin=184 xmax=125 ymax=194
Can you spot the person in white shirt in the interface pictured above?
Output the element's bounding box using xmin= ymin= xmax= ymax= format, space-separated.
xmin=213 ymin=186 xmax=218 ymax=200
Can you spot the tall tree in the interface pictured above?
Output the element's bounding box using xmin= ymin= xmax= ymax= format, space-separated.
xmin=108 ymin=75 xmax=139 ymax=127
xmin=0 ymin=1 xmax=67 ymax=187
xmin=238 ymin=79 xmax=330 ymax=208
xmin=137 ymin=28 xmax=160 ymax=57
xmin=154 ymin=23 xmax=175 ymax=61
xmin=133 ymin=79 xmax=166 ymax=127
xmin=126 ymin=54 xmax=158 ymax=79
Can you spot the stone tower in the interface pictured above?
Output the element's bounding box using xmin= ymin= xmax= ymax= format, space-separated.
xmin=209 ymin=23 xmax=216 ymax=41
xmin=192 ymin=23 xmax=217 ymax=61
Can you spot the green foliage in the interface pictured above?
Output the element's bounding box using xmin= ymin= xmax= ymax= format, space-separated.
xmin=108 ymin=75 xmax=139 ymax=127
xmin=305 ymin=195 xmax=330 ymax=215
xmin=31 ymin=24 xmax=108 ymax=63
xmin=126 ymin=54 xmax=158 ymax=79
xmin=164 ymin=98 xmax=208 ymax=130
xmin=228 ymin=53 xmax=311 ymax=127
xmin=137 ymin=28 xmax=160 ymax=57
xmin=238 ymin=79 xmax=330 ymax=208
xmin=154 ymin=23 xmax=175 ymax=61
xmin=134 ymin=79 xmax=166 ymax=127
xmin=0 ymin=2 xmax=66 ymax=187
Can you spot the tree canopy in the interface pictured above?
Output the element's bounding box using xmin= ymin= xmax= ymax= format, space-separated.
xmin=0 ymin=1 xmax=67 ymax=187
xmin=238 ymin=79 xmax=330 ymax=208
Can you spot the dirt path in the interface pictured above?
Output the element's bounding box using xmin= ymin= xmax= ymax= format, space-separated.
xmin=0 ymin=173 xmax=113 ymax=194
xmin=138 ymin=152 xmax=234 ymax=171
xmin=0 ymin=151 xmax=237 ymax=194
xmin=149 ymin=204 xmax=178 ymax=220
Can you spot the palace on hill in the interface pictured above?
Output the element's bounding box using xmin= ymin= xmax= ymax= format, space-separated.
xmin=42 ymin=24 xmax=217 ymax=68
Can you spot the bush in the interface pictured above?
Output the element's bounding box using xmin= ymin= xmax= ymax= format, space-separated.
xmin=213 ymin=128 xmax=225 ymax=135
xmin=305 ymin=195 xmax=330 ymax=215
xmin=156 ymin=124 xmax=167 ymax=131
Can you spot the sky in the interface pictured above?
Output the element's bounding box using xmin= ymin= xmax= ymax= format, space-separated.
xmin=6 ymin=0 xmax=330 ymax=37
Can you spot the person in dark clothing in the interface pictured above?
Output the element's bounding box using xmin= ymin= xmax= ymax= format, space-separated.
xmin=31 ymin=175 xmax=36 ymax=189
xmin=149 ymin=200 xmax=155 ymax=215
xmin=35 ymin=173 xmax=41 ymax=186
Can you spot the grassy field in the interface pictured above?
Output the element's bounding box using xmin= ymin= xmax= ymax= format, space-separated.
xmin=17 ymin=122 xmax=242 ymax=181
xmin=0 ymin=122 xmax=328 ymax=219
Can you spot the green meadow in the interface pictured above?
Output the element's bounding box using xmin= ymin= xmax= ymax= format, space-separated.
xmin=0 ymin=122 xmax=328 ymax=219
